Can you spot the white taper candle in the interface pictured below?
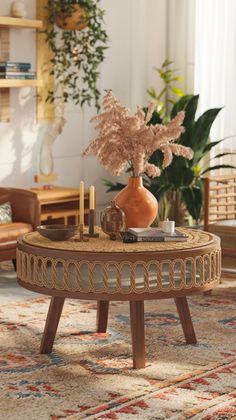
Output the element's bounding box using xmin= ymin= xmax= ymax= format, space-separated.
xmin=89 ymin=185 xmax=95 ymax=210
xmin=79 ymin=181 xmax=84 ymax=225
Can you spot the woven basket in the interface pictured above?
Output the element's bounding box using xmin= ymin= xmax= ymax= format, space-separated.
xmin=55 ymin=4 xmax=88 ymax=31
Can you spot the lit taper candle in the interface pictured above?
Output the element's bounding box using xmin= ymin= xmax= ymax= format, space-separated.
xmin=79 ymin=181 xmax=84 ymax=225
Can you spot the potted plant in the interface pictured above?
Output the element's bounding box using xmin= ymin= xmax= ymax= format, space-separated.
xmin=54 ymin=1 xmax=88 ymax=30
xmin=104 ymin=61 xmax=236 ymax=226
xmin=148 ymin=94 xmax=236 ymax=225
xmin=43 ymin=0 xmax=108 ymax=110
xmin=82 ymin=90 xmax=193 ymax=228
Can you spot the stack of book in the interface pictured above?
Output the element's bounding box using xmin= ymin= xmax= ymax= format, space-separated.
xmin=121 ymin=228 xmax=188 ymax=243
xmin=0 ymin=61 xmax=36 ymax=80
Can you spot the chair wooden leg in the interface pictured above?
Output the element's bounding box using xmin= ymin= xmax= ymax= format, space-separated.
xmin=96 ymin=301 xmax=109 ymax=333
xmin=129 ymin=300 xmax=145 ymax=369
xmin=12 ymin=259 xmax=17 ymax=271
xmin=174 ymin=297 xmax=197 ymax=344
xmin=40 ymin=296 xmax=65 ymax=354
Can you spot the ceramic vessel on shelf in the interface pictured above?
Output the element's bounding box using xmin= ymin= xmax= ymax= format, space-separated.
xmin=10 ymin=0 xmax=27 ymax=18
xmin=114 ymin=176 xmax=158 ymax=229
xmin=100 ymin=201 xmax=125 ymax=240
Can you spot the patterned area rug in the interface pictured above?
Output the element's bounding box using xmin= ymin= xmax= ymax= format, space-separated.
xmin=0 ymin=273 xmax=236 ymax=419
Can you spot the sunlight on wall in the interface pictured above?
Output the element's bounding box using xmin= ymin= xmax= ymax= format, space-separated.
xmin=195 ymin=0 xmax=236 ymax=158
xmin=0 ymin=0 xmax=168 ymax=205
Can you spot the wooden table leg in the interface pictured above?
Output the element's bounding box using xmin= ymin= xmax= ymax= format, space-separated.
xmin=40 ymin=296 xmax=65 ymax=354
xmin=129 ymin=301 xmax=145 ymax=369
xmin=96 ymin=301 xmax=109 ymax=333
xmin=174 ymin=296 xmax=197 ymax=344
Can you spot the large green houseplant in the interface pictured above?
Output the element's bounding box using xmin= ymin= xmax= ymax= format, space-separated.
xmin=104 ymin=61 xmax=235 ymax=225
xmin=148 ymin=94 xmax=235 ymax=225
xmin=43 ymin=0 xmax=108 ymax=110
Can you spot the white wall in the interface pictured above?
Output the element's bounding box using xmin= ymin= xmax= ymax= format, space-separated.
xmin=167 ymin=0 xmax=196 ymax=97
xmin=195 ymin=0 xmax=236 ymax=155
xmin=0 ymin=0 xmax=38 ymax=188
xmin=0 ymin=0 xmax=169 ymax=210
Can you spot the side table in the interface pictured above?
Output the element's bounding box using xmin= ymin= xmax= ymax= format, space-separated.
xmin=17 ymin=228 xmax=221 ymax=368
xmin=31 ymin=186 xmax=89 ymax=225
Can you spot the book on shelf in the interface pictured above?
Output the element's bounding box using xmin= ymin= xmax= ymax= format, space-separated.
xmin=0 ymin=72 xmax=36 ymax=80
xmin=0 ymin=67 xmax=32 ymax=73
xmin=0 ymin=62 xmax=31 ymax=70
xmin=127 ymin=227 xmax=188 ymax=242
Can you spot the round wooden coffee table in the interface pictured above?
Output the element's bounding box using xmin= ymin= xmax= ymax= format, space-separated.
xmin=17 ymin=229 xmax=221 ymax=368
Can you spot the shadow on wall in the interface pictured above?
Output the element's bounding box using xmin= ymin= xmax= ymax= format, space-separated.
xmin=0 ymin=87 xmax=39 ymax=188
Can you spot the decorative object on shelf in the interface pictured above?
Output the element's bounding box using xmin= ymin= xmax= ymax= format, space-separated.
xmin=115 ymin=176 xmax=158 ymax=229
xmin=43 ymin=0 xmax=108 ymax=111
xmin=10 ymin=0 xmax=27 ymax=18
xmin=100 ymin=201 xmax=125 ymax=240
xmin=37 ymin=224 xmax=78 ymax=241
xmin=82 ymin=90 xmax=193 ymax=228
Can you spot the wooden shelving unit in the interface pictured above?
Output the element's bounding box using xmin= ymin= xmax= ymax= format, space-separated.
xmin=0 ymin=79 xmax=42 ymax=88
xmin=36 ymin=0 xmax=55 ymax=122
xmin=0 ymin=16 xmax=42 ymax=29
xmin=0 ymin=16 xmax=43 ymax=121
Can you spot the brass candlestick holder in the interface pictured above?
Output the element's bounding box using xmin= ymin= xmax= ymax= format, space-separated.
xmin=84 ymin=209 xmax=99 ymax=238
xmin=74 ymin=224 xmax=89 ymax=242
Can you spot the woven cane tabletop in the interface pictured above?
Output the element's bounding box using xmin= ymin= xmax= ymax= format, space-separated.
xmin=22 ymin=228 xmax=216 ymax=253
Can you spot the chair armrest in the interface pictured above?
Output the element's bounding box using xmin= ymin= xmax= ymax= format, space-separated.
xmin=9 ymin=188 xmax=40 ymax=229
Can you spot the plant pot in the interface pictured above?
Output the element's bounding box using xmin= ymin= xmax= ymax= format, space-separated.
xmin=55 ymin=4 xmax=88 ymax=30
xmin=114 ymin=176 xmax=158 ymax=229
xmin=167 ymin=190 xmax=186 ymax=226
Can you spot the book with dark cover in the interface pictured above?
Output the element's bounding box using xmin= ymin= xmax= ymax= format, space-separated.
xmin=0 ymin=73 xmax=36 ymax=80
xmin=0 ymin=67 xmax=32 ymax=73
xmin=0 ymin=62 xmax=31 ymax=69
xmin=127 ymin=227 xmax=188 ymax=242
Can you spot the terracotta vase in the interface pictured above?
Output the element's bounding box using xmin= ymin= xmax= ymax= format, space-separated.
xmin=114 ymin=176 xmax=158 ymax=229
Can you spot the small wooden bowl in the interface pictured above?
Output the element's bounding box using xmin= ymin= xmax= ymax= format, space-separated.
xmin=37 ymin=225 xmax=78 ymax=241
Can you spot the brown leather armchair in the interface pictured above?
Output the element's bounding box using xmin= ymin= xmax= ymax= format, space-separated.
xmin=0 ymin=188 xmax=40 ymax=266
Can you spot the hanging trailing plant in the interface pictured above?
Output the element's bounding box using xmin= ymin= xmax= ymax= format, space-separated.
xmin=44 ymin=0 xmax=109 ymax=110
